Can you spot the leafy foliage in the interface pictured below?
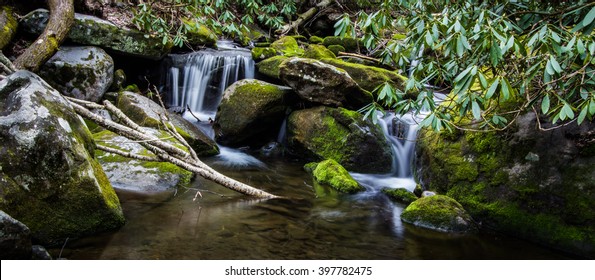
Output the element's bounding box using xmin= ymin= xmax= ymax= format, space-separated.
xmin=131 ymin=0 xmax=297 ymax=47
xmin=341 ymin=0 xmax=595 ymax=131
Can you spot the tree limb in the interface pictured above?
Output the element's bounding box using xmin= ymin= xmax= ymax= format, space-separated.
xmin=277 ymin=0 xmax=333 ymax=35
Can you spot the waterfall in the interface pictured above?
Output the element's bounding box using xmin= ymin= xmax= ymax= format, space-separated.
xmin=165 ymin=48 xmax=254 ymax=120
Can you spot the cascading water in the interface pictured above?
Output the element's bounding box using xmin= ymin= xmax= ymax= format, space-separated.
xmin=165 ymin=47 xmax=254 ymax=121
xmin=164 ymin=43 xmax=263 ymax=168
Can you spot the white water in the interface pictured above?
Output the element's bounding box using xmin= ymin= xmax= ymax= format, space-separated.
xmin=165 ymin=46 xmax=261 ymax=168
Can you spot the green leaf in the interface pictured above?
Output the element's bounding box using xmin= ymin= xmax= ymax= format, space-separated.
xmin=577 ymin=38 xmax=586 ymax=54
xmin=590 ymin=100 xmax=595 ymax=115
xmin=490 ymin=42 xmax=502 ymax=66
xmin=577 ymin=105 xmax=588 ymax=125
xmin=471 ymin=100 xmax=481 ymax=120
xmin=542 ymin=94 xmax=550 ymax=114
xmin=545 ymin=60 xmax=555 ymax=75
xmin=550 ymin=56 xmax=562 ymax=73
xmin=583 ymin=6 xmax=595 ymax=26
xmin=501 ymin=78 xmax=512 ymax=100
xmin=563 ymin=103 xmax=574 ymax=119
xmin=425 ymin=31 xmax=433 ymax=46
xmin=485 ymin=78 xmax=499 ymax=99
xmin=454 ymin=66 xmax=473 ymax=83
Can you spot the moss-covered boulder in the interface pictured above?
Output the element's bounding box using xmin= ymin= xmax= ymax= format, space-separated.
xmin=182 ymin=18 xmax=218 ymax=48
xmin=38 ymin=46 xmax=113 ymax=102
xmin=320 ymin=58 xmax=407 ymax=94
xmin=303 ymin=44 xmax=336 ymax=60
xmin=279 ymin=57 xmax=373 ymax=110
xmin=270 ymin=36 xmax=302 ymax=56
xmin=116 ymin=91 xmax=219 ymax=156
xmin=417 ymin=113 xmax=595 ymax=257
xmin=309 ymin=36 xmax=324 ymax=44
xmin=251 ymin=47 xmax=278 ymax=61
xmin=287 ymin=106 xmax=393 ymax=173
xmin=20 ymin=9 xmax=171 ymax=59
xmin=214 ymin=79 xmax=294 ymax=146
xmin=322 ymin=36 xmax=360 ymax=52
xmin=382 ymin=188 xmax=418 ymax=206
xmin=94 ymin=130 xmax=194 ymax=193
xmin=0 ymin=210 xmax=32 ymax=259
xmin=0 ymin=71 xmax=124 ymax=244
xmin=0 ymin=6 xmax=17 ymax=50
xmin=327 ymin=45 xmax=345 ymax=56
xmin=401 ymin=195 xmax=477 ymax=233
xmin=256 ymin=55 xmax=289 ymax=80
xmin=312 ymin=159 xmax=365 ymax=193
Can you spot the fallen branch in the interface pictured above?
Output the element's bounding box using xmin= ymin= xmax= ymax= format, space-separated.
xmin=337 ymin=51 xmax=381 ymax=64
xmin=277 ymin=0 xmax=333 ymax=35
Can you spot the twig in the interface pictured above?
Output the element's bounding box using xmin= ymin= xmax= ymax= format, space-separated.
xmin=97 ymin=144 xmax=160 ymax=162
xmin=186 ymin=104 xmax=202 ymax=122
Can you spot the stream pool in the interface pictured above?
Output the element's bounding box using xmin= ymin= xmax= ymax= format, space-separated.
xmin=55 ymin=155 xmax=573 ymax=260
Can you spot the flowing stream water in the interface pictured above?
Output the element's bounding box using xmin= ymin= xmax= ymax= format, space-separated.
xmin=57 ymin=48 xmax=573 ymax=259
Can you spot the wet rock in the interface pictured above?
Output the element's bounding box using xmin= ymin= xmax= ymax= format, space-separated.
xmin=287 ymin=106 xmax=393 ymax=173
xmin=117 ymin=91 xmax=219 ymax=156
xmin=279 ymin=57 xmax=373 ymax=110
xmin=215 ymin=79 xmax=294 ymax=147
xmin=256 ymin=55 xmax=289 ymax=80
xmin=182 ymin=18 xmax=218 ymax=48
xmin=251 ymin=47 xmax=278 ymax=61
xmin=38 ymin=46 xmax=114 ymax=102
xmin=259 ymin=141 xmax=284 ymax=157
xmin=0 ymin=6 xmax=17 ymax=50
xmin=320 ymin=58 xmax=407 ymax=94
xmin=31 ymin=245 xmax=52 ymax=260
xmin=0 ymin=71 xmax=124 ymax=244
xmin=312 ymin=159 xmax=364 ymax=193
xmin=416 ymin=114 xmax=595 ymax=256
xmin=94 ymin=129 xmax=194 ymax=193
xmin=401 ymin=195 xmax=477 ymax=233
xmin=303 ymin=44 xmax=336 ymax=60
xmin=0 ymin=210 xmax=32 ymax=259
xmin=382 ymin=188 xmax=418 ymax=205
xmin=20 ymin=9 xmax=171 ymax=59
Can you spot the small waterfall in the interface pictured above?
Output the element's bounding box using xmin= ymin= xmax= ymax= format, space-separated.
xmin=165 ymin=48 xmax=254 ymax=120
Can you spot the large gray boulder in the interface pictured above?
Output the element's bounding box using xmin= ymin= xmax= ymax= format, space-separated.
xmin=0 ymin=210 xmax=32 ymax=259
xmin=215 ymin=79 xmax=294 ymax=146
xmin=0 ymin=71 xmax=125 ymax=244
xmin=279 ymin=57 xmax=373 ymax=110
xmin=20 ymin=9 xmax=171 ymax=59
xmin=94 ymin=130 xmax=194 ymax=194
xmin=116 ymin=91 xmax=219 ymax=156
xmin=287 ymin=106 xmax=393 ymax=173
xmin=38 ymin=46 xmax=113 ymax=102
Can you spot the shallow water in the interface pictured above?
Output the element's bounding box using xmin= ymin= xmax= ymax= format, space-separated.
xmin=57 ymin=155 xmax=573 ymax=260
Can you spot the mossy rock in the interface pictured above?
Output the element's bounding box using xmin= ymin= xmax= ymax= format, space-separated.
xmin=416 ymin=113 xmax=595 ymax=257
xmin=117 ymin=91 xmax=219 ymax=156
xmin=287 ymin=106 xmax=393 ymax=173
xmin=182 ymin=18 xmax=218 ymax=47
xmin=215 ymin=79 xmax=294 ymax=147
xmin=251 ymin=47 xmax=278 ymax=61
xmin=320 ymin=58 xmax=408 ymax=94
xmin=312 ymin=159 xmax=365 ymax=193
xmin=401 ymin=195 xmax=478 ymax=233
xmin=382 ymin=188 xmax=418 ymax=206
xmin=270 ymin=36 xmax=303 ymax=56
xmin=0 ymin=6 xmax=17 ymax=50
xmin=309 ymin=36 xmax=324 ymax=44
xmin=93 ymin=130 xmax=194 ymax=193
xmin=303 ymin=44 xmax=336 ymax=60
xmin=323 ymin=36 xmax=360 ymax=52
xmin=20 ymin=9 xmax=171 ymax=59
xmin=327 ymin=44 xmax=345 ymax=56
xmin=0 ymin=71 xmax=124 ymax=245
xmin=256 ymin=55 xmax=290 ymax=80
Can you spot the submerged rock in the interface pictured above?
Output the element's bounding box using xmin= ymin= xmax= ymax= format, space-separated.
xmin=20 ymin=9 xmax=171 ymax=59
xmin=287 ymin=106 xmax=393 ymax=173
xmin=116 ymin=91 xmax=219 ymax=156
xmin=279 ymin=57 xmax=372 ymax=110
xmin=94 ymin=130 xmax=194 ymax=193
xmin=38 ymin=46 xmax=114 ymax=102
xmin=0 ymin=71 xmax=124 ymax=244
xmin=312 ymin=159 xmax=364 ymax=193
xmin=382 ymin=188 xmax=418 ymax=206
xmin=401 ymin=195 xmax=477 ymax=233
xmin=417 ymin=113 xmax=595 ymax=257
xmin=0 ymin=210 xmax=32 ymax=259
xmin=215 ymin=79 xmax=294 ymax=147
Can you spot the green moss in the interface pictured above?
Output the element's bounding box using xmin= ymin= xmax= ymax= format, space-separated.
xmin=251 ymin=47 xmax=278 ymax=61
xmin=182 ymin=18 xmax=218 ymax=47
xmin=327 ymin=44 xmax=345 ymax=55
xmin=322 ymin=36 xmax=360 ymax=52
xmin=303 ymin=162 xmax=319 ymax=173
xmin=382 ymin=188 xmax=418 ymax=205
xmin=270 ymin=36 xmax=302 ymax=56
xmin=256 ymin=55 xmax=290 ymax=79
xmin=401 ymin=195 xmax=477 ymax=233
xmin=303 ymin=44 xmax=336 ymax=60
xmin=320 ymin=57 xmax=407 ymax=93
xmin=122 ymin=84 xmax=140 ymax=93
xmin=254 ymin=42 xmax=271 ymax=47
xmin=312 ymin=159 xmax=364 ymax=193
xmin=141 ymin=161 xmax=194 ymax=188
xmin=0 ymin=6 xmax=17 ymax=50
xmin=309 ymin=36 xmax=324 ymax=44
xmin=322 ymin=36 xmax=343 ymax=46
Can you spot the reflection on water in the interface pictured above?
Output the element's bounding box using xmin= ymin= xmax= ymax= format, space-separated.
xmin=58 ymin=157 xmax=572 ymax=260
